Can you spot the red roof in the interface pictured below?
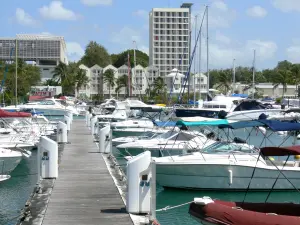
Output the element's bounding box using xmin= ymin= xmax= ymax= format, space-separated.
xmin=29 ymin=96 xmax=48 ymax=101
xmin=0 ymin=109 xmax=31 ymax=117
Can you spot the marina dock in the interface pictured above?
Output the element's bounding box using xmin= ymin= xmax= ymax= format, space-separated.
xmin=21 ymin=119 xmax=133 ymax=225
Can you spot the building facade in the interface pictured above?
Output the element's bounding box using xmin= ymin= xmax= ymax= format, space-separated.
xmin=149 ymin=4 xmax=192 ymax=78
xmin=0 ymin=34 xmax=68 ymax=81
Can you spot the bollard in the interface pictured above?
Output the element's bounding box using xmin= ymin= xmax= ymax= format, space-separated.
xmin=38 ymin=136 xmax=58 ymax=179
xmin=64 ymin=115 xmax=71 ymax=132
xmin=57 ymin=121 xmax=68 ymax=144
xmin=99 ymin=125 xmax=111 ymax=153
xmin=126 ymin=151 xmax=153 ymax=214
xmin=91 ymin=116 xmax=98 ymax=135
xmin=67 ymin=111 xmax=73 ymax=124
xmin=87 ymin=113 xmax=92 ymax=128
xmin=85 ymin=111 xmax=89 ymax=125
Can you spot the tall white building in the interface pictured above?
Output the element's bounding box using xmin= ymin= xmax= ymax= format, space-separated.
xmin=149 ymin=3 xmax=192 ymax=79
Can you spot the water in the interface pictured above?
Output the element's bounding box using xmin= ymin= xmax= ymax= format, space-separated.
xmin=0 ymin=119 xmax=299 ymax=225
xmin=0 ymin=151 xmax=38 ymax=225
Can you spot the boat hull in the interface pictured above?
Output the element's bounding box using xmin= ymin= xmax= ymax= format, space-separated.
xmin=156 ymin=163 xmax=300 ymax=190
xmin=117 ymin=148 xmax=187 ymax=158
xmin=0 ymin=156 xmax=22 ymax=174
xmin=226 ymin=109 xmax=282 ymax=121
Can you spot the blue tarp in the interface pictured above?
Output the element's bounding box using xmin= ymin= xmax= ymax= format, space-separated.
xmin=154 ymin=121 xmax=177 ymax=127
xmin=176 ymin=119 xmax=229 ymax=127
xmin=231 ymin=93 xmax=248 ymax=98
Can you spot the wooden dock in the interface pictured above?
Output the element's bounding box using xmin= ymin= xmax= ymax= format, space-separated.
xmin=41 ymin=119 xmax=133 ymax=225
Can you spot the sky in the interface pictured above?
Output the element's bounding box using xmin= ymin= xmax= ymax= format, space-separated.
xmin=1 ymin=0 xmax=300 ymax=70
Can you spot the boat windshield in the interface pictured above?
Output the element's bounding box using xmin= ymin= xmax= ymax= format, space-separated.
xmin=202 ymin=142 xmax=257 ymax=154
xmin=156 ymin=130 xmax=178 ymax=139
xmin=138 ymin=131 xmax=157 ymax=139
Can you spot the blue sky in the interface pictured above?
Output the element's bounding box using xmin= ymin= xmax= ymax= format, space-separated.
xmin=1 ymin=0 xmax=300 ymax=70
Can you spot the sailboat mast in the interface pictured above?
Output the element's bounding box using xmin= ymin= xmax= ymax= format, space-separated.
xmin=233 ymin=58 xmax=236 ymax=91
xmin=206 ymin=5 xmax=209 ymax=100
xmin=133 ymin=41 xmax=137 ymax=97
xmin=15 ymin=39 xmax=18 ymax=107
xmin=252 ymin=49 xmax=256 ymax=99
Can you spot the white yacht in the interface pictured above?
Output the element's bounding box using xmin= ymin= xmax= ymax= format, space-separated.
xmin=116 ymin=129 xmax=215 ymax=157
xmin=3 ymin=98 xmax=74 ymax=116
xmin=176 ymin=96 xmax=282 ymax=121
xmin=153 ymin=142 xmax=300 ymax=190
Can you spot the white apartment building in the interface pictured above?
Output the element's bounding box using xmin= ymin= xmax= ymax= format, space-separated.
xmin=149 ymin=3 xmax=192 ymax=78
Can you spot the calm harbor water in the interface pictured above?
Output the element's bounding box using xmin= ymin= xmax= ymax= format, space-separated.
xmin=0 ymin=119 xmax=299 ymax=225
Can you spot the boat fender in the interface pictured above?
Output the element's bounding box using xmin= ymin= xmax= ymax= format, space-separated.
xmin=228 ymin=170 xmax=233 ymax=185
xmin=151 ymin=219 xmax=160 ymax=225
xmin=218 ymin=110 xmax=227 ymax=119
xmin=194 ymin=197 xmax=214 ymax=205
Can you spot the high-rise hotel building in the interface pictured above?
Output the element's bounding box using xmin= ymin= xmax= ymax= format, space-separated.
xmin=149 ymin=3 xmax=192 ymax=78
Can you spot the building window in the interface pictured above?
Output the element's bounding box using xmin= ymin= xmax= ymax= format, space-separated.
xmin=155 ymin=12 xmax=159 ymax=16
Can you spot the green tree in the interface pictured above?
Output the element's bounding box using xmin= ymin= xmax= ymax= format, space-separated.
xmin=74 ymin=69 xmax=89 ymax=95
xmin=214 ymin=70 xmax=232 ymax=94
xmin=43 ymin=79 xmax=60 ymax=86
xmin=115 ymin=75 xmax=128 ymax=97
xmin=153 ymin=77 xmax=166 ymax=95
xmin=103 ymin=69 xmax=116 ymax=98
xmin=272 ymin=70 xmax=293 ymax=97
xmin=52 ymin=62 xmax=68 ymax=84
xmin=112 ymin=50 xmax=149 ymax=68
xmin=80 ymin=41 xmax=111 ymax=67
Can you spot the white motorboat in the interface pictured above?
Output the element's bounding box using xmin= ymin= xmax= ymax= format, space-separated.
xmin=176 ymin=96 xmax=282 ymax=121
xmin=154 ymin=142 xmax=300 ymax=190
xmin=3 ymin=98 xmax=74 ymax=116
xmin=0 ymin=148 xmax=23 ymax=174
xmin=116 ymin=129 xmax=215 ymax=157
xmin=112 ymin=130 xmax=169 ymax=146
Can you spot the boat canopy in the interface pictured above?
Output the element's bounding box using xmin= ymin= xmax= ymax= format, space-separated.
xmin=0 ymin=109 xmax=31 ymax=117
xmin=176 ymin=119 xmax=229 ymax=127
xmin=261 ymin=146 xmax=300 ymax=156
xmin=154 ymin=121 xmax=177 ymax=127
xmin=219 ymin=119 xmax=300 ymax=132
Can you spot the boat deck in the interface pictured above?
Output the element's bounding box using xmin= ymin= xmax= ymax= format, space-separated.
xmin=41 ymin=120 xmax=133 ymax=225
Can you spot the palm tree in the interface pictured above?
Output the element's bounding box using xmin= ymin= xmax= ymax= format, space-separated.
xmin=75 ymin=69 xmax=89 ymax=96
xmin=272 ymin=70 xmax=292 ymax=97
xmin=52 ymin=62 xmax=68 ymax=84
xmin=215 ymin=71 xmax=232 ymax=94
xmin=115 ymin=75 xmax=128 ymax=97
xmin=103 ymin=69 xmax=116 ymax=98
xmin=153 ymin=77 xmax=166 ymax=95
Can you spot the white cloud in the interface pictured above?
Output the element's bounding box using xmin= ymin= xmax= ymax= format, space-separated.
xmin=215 ymin=31 xmax=231 ymax=44
xmin=81 ymin=0 xmax=112 ymax=6
xmin=111 ymin=26 xmax=141 ymax=45
xmin=39 ymin=1 xmax=79 ymax=20
xmin=66 ymin=42 xmax=84 ymax=61
xmin=197 ymin=37 xmax=277 ymax=68
xmin=15 ymin=8 xmax=38 ymax=26
xmin=193 ymin=1 xmax=236 ymax=28
xmin=286 ymin=44 xmax=300 ymax=63
xmin=211 ymin=1 xmax=228 ymax=11
xmin=271 ymin=0 xmax=300 ymax=12
xmin=246 ymin=6 xmax=267 ymax=18
xmin=133 ymin=9 xmax=148 ymax=18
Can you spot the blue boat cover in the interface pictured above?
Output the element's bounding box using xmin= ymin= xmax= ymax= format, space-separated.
xmin=218 ymin=121 xmax=263 ymax=129
xmin=154 ymin=121 xmax=177 ymax=127
xmin=219 ymin=119 xmax=300 ymax=131
xmin=176 ymin=119 xmax=229 ymax=127
xmin=231 ymin=93 xmax=248 ymax=98
xmin=259 ymin=119 xmax=300 ymax=132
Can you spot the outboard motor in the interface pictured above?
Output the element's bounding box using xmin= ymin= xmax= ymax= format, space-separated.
xmin=218 ymin=110 xmax=228 ymax=119
xmin=258 ymin=113 xmax=268 ymax=120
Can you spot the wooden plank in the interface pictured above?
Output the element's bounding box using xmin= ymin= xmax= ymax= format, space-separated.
xmin=42 ymin=120 xmax=133 ymax=225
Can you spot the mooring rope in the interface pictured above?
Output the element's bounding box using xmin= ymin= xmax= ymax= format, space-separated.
xmin=156 ymin=201 xmax=193 ymax=212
